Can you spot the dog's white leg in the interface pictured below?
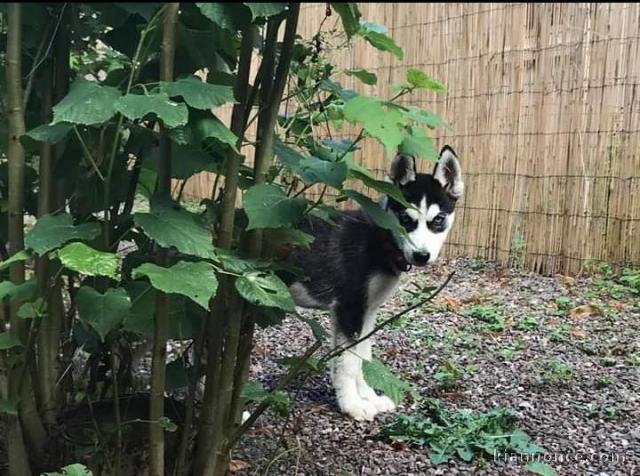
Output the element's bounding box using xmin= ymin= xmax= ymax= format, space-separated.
xmin=355 ymin=311 xmax=396 ymax=413
xmin=331 ymin=319 xmax=378 ymax=421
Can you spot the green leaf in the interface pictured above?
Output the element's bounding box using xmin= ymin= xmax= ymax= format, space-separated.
xmin=362 ymin=359 xmax=413 ymax=405
xmin=134 ymin=204 xmax=216 ymax=259
xmin=243 ymin=3 xmax=287 ymax=20
xmin=52 ymin=79 xmax=121 ymax=125
xmin=347 ymin=167 xmax=414 ymax=209
xmin=143 ymin=142 xmax=221 ymax=179
xmin=298 ymin=156 xmax=348 ymax=188
xmin=235 ymin=271 xmax=295 ymax=312
xmin=190 ymin=114 xmax=239 ymax=151
xmin=275 ymin=356 xmax=325 ymax=374
xmin=398 ymin=126 xmax=438 ymax=162
xmin=0 ymin=250 xmax=29 ymax=270
xmin=359 ymin=26 xmax=404 ymax=60
xmin=17 ymin=298 xmax=45 ymax=319
xmin=163 ymin=76 xmax=235 ymax=110
xmin=0 ymin=400 xmax=18 ymax=416
xmin=343 ymin=96 xmax=405 ymax=153
xmin=76 ymin=286 xmax=131 ymax=341
xmin=345 ymin=68 xmax=377 ymax=85
xmin=0 ymin=279 xmax=37 ymax=303
xmin=243 ymin=184 xmax=307 ymax=230
xmin=115 ymin=93 xmax=188 ymax=128
xmin=241 ymin=380 xmax=291 ymax=417
xmin=132 ymin=261 xmax=218 ymax=310
xmin=343 ymin=190 xmax=403 ymax=234
xmin=26 ymin=213 xmax=101 ymax=255
xmin=157 ymin=416 xmax=178 ymax=432
xmin=331 ymin=3 xmax=361 ymax=38
xmin=399 ymin=106 xmax=444 ymax=129
xmin=526 ymin=462 xmax=558 ymax=476
xmin=42 ymin=463 xmax=94 ymax=476
xmin=196 ymin=3 xmax=252 ymax=31
xmin=0 ymin=332 xmax=22 ymax=350
xmin=296 ymin=315 xmax=328 ymax=341
xmin=56 ymin=242 xmax=119 ymax=278
xmin=25 ymin=122 xmax=72 ymax=143
xmin=406 ymin=68 xmax=447 ymax=93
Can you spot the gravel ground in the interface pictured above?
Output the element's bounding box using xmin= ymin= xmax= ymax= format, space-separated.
xmin=232 ymin=257 xmax=640 ymax=476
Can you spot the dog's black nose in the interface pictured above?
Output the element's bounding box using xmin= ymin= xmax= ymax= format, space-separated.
xmin=412 ymin=252 xmax=430 ymax=266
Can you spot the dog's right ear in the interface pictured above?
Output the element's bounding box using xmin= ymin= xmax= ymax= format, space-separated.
xmin=389 ymin=153 xmax=416 ymax=186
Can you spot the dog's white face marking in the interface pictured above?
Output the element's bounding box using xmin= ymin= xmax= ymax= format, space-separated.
xmin=398 ymin=197 xmax=455 ymax=265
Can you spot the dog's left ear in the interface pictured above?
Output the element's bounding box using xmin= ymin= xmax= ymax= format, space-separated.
xmin=389 ymin=153 xmax=416 ymax=186
xmin=433 ymin=146 xmax=464 ymax=199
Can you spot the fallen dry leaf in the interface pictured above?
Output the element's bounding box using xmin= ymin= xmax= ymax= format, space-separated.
xmin=569 ymin=304 xmax=602 ymax=319
xmin=571 ymin=327 xmax=587 ymax=340
xmin=229 ymin=459 xmax=250 ymax=472
xmin=442 ymin=295 xmax=462 ymax=311
xmin=556 ymin=274 xmax=576 ymax=287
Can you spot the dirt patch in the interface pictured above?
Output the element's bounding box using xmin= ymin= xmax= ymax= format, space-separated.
xmin=233 ymin=257 xmax=640 ymax=476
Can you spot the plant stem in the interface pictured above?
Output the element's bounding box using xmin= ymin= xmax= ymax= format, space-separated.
xmin=149 ymin=5 xmax=179 ymax=476
xmin=5 ymin=4 xmax=47 ymax=472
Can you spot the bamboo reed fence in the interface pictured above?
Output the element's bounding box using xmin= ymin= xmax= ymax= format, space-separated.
xmin=181 ymin=3 xmax=640 ymax=275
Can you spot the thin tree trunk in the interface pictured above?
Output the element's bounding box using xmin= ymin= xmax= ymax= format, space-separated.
xmin=149 ymin=4 xmax=179 ymax=476
xmin=5 ymin=4 xmax=46 ymax=474
xmin=35 ymin=58 xmax=65 ymax=427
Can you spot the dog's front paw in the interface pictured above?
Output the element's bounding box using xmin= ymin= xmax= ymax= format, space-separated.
xmin=339 ymin=396 xmax=379 ymax=421
xmin=370 ymin=395 xmax=396 ymax=413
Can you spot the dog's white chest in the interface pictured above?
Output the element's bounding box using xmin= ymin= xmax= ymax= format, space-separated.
xmin=366 ymin=273 xmax=401 ymax=312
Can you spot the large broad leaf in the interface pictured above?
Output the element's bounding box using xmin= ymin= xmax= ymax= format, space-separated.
xmin=0 ymin=251 xmax=29 ymax=271
xmin=241 ymin=380 xmax=290 ymax=417
xmin=398 ymin=106 xmax=444 ymax=129
xmin=331 ymin=3 xmax=361 ymax=38
xmin=526 ymin=463 xmax=558 ymax=476
xmin=56 ymin=242 xmax=119 ymax=278
xmin=362 ymin=359 xmax=413 ymax=405
xmin=26 ymin=214 xmax=101 ymax=255
xmin=52 ymin=79 xmax=121 ymax=126
xmin=42 ymin=463 xmax=94 ymax=476
xmin=0 ymin=332 xmax=22 ymax=350
xmin=142 ymin=142 xmax=221 ymax=179
xmin=243 ymin=184 xmax=307 ymax=230
xmin=273 ymin=140 xmax=347 ymax=188
xmin=243 ymin=3 xmax=287 ymax=20
xmin=134 ymin=204 xmax=216 ymax=259
xmin=0 ymin=279 xmax=37 ymax=303
xmin=132 ymin=261 xmax=218 ymax=309
xmin=358 ymin=24 xmax=404 ymax=60
xmin=318 ymin=78 xmax=357 ymax=101
xmin=298 ymin=156 xmax=348 ymax=188
xmin=407 ymin=68 xmax=447 ymax=94
xmin=398 ymin=126 xmax=438 ymax=162
xmin=163 ymin=76 xmax=235 ymax=110
xmin=344 ymin=190 xmax=403 ymax=234
xmin=25 ymin=123 xmax=72 ymax=143
xmin=345 ymin=68 xmax=377 ymax=85
xmin=343 ymin=96 xmax=405 ymax=153
xmin=347 ymin=167 xmax=413 ymax=209
xmin=115 ymin=93 xmax=188 ymax=128
xmin=76 ymin=286 xmax=131 ymax=341
xmin=235 ymin=271 xmax=295 ymax=312
xmin=196 ymin=3 xmax=252 ymax=31
xmin=190 ymin=113 xmax=239 ymax=151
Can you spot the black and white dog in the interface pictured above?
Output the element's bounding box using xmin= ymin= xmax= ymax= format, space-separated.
xmin=286 ymin=146 xmax=464 ymax=421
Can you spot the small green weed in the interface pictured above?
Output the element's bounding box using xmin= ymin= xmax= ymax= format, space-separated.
xmin=514 ymin=314 xmax=540 ymax=331
xmin=380 ymin=399 xmax=545 ymax=465
xmin=464 ymin=305 xmax=505 ymax=332
xmin=433 ymin=359 xmax=477 ymax=388
xmin=537 ymin=359 xmax=577 ymax=383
